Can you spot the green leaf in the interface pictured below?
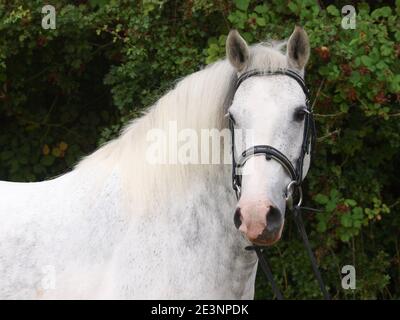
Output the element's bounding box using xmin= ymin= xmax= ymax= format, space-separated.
xmin=371 ymin=7 xmax=392 ymax=18
xmin=360 ymin=55 xmax=373 ymax=68
xmin=256 ymin=17 xmax=266 ymax=27
xmin=353 ymin=220 xmax=362 ymax=228
xmin=352 ymin=207 xmax=363 ymax=219
xmin=344 ymin=199 xmax=357 ymax=207
xmin=330 ymin=189 xmax=340 ymax=200
xmin=314 ymin=193 xmax=329 ymax=204
xmin=288 ymin=2 xmax=299 ymax=13
xmin=326 ymin=200 xmax=337 ymax=212
xmin=317 ymin=221 xmax=327 ymax=233
xmin=339 ymin=233 xmax=351 ymax=242
xmin=89 ymin=0 xmax=109 ymax=8
xmin=341 ymin=213 xmax=352 ymax=227
xmin=234 ymin=0 xmax=250 ymax=12
xmin=254 ymin=4 xmax=267 ymax=14
xmin=326 ymin=5 xmax=340 ymax=16
xmin=376 ymin=61 xmax=387 ymax=70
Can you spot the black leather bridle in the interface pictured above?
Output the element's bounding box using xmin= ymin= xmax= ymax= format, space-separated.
xmin=229 ymin=69 xmax=330 ymax=300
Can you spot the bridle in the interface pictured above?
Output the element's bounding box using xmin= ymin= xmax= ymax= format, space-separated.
xmin=229 ymin=69 xmax=330 ymax=300
xmin=230 ymin=69 xmax=315 ymax=204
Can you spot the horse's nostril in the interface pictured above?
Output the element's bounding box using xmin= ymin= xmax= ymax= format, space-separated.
xmin=234 ymin=207 xmax=242 ymax=229
xmin=266 ymin=206 xmax=282 ymax=232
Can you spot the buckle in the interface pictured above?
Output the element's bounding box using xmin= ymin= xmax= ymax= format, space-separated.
xmin=285 ymin=180 xmax=303 ymax=210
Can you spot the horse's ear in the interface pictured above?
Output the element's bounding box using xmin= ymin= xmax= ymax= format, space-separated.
xmin=226 ymin=30 xmax=249 ymax=71
xmin=286 ymin=26 xmax=310 ymax=70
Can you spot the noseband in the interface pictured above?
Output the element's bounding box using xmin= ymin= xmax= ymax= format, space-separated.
xmin=229 ymin=69 xmax=330 ymax=300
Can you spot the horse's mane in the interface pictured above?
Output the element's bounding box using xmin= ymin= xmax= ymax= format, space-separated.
xmin=75 ymin=42 xmax=288 ymax=207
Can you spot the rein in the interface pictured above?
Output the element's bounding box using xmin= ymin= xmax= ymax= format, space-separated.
xmin=229 ymin=69 xmax=330 ymax=300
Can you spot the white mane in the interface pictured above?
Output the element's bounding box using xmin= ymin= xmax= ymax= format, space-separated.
xmin=75 ymin=43 xmax=288 ymax=208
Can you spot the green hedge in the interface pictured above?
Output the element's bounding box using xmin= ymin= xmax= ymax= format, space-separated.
xmin=1 ymin=0 xmax=399 ymax=299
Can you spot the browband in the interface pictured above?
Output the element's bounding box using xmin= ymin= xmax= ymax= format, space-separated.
xmin=235 ymin=69 xmax=310 ymax=100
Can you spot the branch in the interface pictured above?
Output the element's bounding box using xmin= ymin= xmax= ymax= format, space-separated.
xmin=317 ymin=129 xmax=341 ymax=142
xmin=311 ymin=79 xmax=325 ymax=109
xmin=314 ymin=112 xmax=345 ymax=118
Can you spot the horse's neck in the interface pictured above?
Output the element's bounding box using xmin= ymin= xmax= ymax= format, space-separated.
xmin=108 ymin=164 xmax=258 ymax=298
xmin=127 ymin=162 xmax=236 ymax=233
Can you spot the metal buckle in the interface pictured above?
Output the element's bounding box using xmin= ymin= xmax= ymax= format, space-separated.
xmin=285 ymin=180 xmax=303 ymax=210
xmin=232 ymin=178 xmax=241 ymax=200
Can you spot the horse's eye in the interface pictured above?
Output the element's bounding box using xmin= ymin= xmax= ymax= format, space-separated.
xmin=293 ymin=107 xmax=309 ymax=122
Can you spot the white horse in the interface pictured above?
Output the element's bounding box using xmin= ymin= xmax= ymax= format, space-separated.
xmin=0 ymin=26 xmax=311 ymax=299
